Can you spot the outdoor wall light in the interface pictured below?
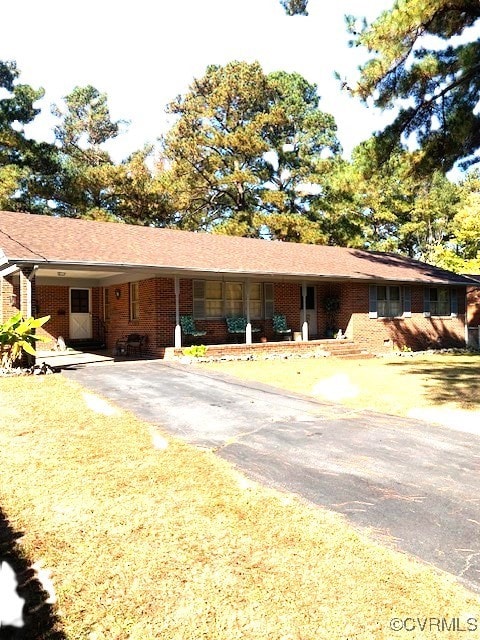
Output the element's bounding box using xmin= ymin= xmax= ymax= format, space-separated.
xmin=115 ymin=288 xmax=121 ymax=300
xmin=8 ymin=293 xmax=17 ymax=305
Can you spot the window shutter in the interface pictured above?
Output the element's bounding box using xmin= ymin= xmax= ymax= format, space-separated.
xmin=193 ymin=280 xmax=205 ymax=318
xmin=369 ymin=285 xmax=377 ymax=319
xmin=264 ymin=283 xmax=274 ymax=319
xmin=450 ymin=288 xmax=458 ymax=317
xmin=403 ymin=286 xmax=411 ymax=318
xmin=423 ymin=287 xmax=431 ymax=317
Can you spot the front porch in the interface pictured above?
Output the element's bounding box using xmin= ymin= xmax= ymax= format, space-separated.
xmin=34 ymin=337 xmax=369 ymax=370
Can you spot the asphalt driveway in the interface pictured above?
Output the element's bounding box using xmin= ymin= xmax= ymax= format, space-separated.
xmin=64 ymin=360 xmax=480 ymax=593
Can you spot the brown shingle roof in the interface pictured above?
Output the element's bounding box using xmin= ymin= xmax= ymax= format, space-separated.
xmin=0 ymin=210 xmax=474 ymax=285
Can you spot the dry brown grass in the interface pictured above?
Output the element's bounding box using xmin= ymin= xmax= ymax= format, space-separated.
xmin=205 ymin=352 xmax=480 ymax=419
xmin=0 ymin=374 xmax=479 ymax=639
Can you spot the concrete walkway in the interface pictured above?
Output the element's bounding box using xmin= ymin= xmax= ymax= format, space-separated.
xmin=64 ymin=360 xmax=480 ymax=593
xmin=36 ymin=349 xmax=114 ymax=368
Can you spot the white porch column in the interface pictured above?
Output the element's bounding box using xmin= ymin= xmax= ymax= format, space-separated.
xmin=245 ymin=280 xmax=252 ymax=345
xmin=18 ymin=265 xmax=37 ymax=318
xmin=27 ymin=265 xmax=38 ymax=317
xmin=301 ymin=282 xmax=309 ymax=341
xmin=174 ymin=276 xmax=181 ymax=348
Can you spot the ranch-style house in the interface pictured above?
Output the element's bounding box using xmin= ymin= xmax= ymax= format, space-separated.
xmin=0 ymin=211 xmax=477 ymax=357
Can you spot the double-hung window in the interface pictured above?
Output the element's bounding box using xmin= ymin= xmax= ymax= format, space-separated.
xmin=370 ymin=285 xmax=410 ymax=318
xmin=377 ymin=285 xmax=401 ymax=317
xmin=225 ymin=282 xmax=244 ymax=316
xmin=249 ymin=283 xmax=263 ymax=319
xmin=429 ymin=287 xmax=450 ymax=316
xmin=193 ymin=280 xmax=223 ymax=318
xmin=424 ymin=287 xmax=457 ymax=317
xmin=193 ymin=280 xmax=274 ymax=319
xmin=129 ymin=282 xmax=139 ymax=321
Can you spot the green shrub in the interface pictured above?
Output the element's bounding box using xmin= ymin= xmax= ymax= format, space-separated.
xmin=0 ymin=312 xmax=51 ymax=368
xmin=182 ymin=344 xmax=208 ymax=358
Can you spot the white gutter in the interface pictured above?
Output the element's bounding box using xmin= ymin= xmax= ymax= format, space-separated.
xmin=0 ymin=264 xmax=19 ymax=277
xmin=26 ymin=265 xmax=38 ymax=317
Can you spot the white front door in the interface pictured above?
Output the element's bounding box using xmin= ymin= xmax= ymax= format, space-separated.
xmin=70 ymin=288 xmax=92 ymax=340
xmin=300 ymin=285 xmax=317 ymax=337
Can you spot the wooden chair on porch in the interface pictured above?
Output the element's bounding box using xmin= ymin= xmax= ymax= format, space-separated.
xmin=273 ymin=313 xmax=292 ymax=340
xmin=180 ymin=315 xmax=207 ymax=344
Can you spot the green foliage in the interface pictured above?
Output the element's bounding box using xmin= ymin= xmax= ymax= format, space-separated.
xmin=162 ymin=61 xmax=275 ymax=234
xmin=0 ymin=312 xmax=50 ymax=368
xmin=50 ymin=88 xmax=173 ymax=225
xmin=52 ymin=85 xmax=125 ymax=152
xmin=322 ymin=295 xmax=340 ymax=314
xmin=280 ymin=0 xmax=309 ymax=15
xmin=114 ymin=148 xmax=175 ymax=226
xmin=0 ymin=60 xmax=59 ymax=213
xmin=322 ymin=293 xmax=341 ymax=334
xmin=51 ymin=85 xmax=124 ymax=219
xmin=351 ymin=0 xmax=480 ymax=172
xmin=162 ymin=61 xmax=340 ymax=240
xmin=182 ymin=345 xmax=208 ymax=358
xmin=320 ymin=137 xmax=472 ymax=265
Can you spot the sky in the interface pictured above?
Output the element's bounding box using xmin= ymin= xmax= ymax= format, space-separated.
xmin=1 ymin=0 xmax=395 ymax=163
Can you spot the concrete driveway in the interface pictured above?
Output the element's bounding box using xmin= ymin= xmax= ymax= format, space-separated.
xmin=64 ymin=360 xmax=480 ymax=593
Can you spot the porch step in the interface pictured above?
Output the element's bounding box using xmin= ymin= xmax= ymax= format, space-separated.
xmin=322 ymin=340 xmax=372 ymax=359
xmin=331 ymin=351 xmax=375 ymax=359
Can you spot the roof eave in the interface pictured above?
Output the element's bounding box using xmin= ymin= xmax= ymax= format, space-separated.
xmin=12 ymin=258 xmax=472 ymax=286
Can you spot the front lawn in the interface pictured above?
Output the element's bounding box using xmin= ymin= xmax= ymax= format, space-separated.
xmin=0 ymin=374 xmax=478 ymax=639
xmin=205 ymin=352 xmax=480 ymax=423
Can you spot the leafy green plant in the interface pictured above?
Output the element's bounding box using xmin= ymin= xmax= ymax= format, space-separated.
xmin=0 ymin=312 xmax=51 ymax=368
xmin=322 ymin=294 xmax=341 ymax=336
xmin=182 ymin=344 xmax=208 ymax=358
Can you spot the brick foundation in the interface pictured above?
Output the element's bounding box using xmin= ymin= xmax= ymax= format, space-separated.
xmin=165 ymin=338 xmax=365 ymax=361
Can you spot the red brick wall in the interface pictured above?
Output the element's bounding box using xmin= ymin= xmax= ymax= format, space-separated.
xmin=273 ymin=282 xmax=348 ymax=339
xmin=1 ymin=276 xmax=20 ymax=322
xmin=104 ymin=279 xmax=157 ymax=354
xmin=108 ymin=278 xmax=465 ymax=352
xmin=31 ymin=277 xmax=467 ymax=355
xmin=35 ymin=284 xmax=104 ymax=349
xmin=271 ymin=281 xmax=466 ymax=352
xmin=36 ymin=285 xmax=70 ymax=347
xmin=467 ymin=285 xmax=480 ymax=326
xmin=347 ymin=283 xmax=466 ymax=352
